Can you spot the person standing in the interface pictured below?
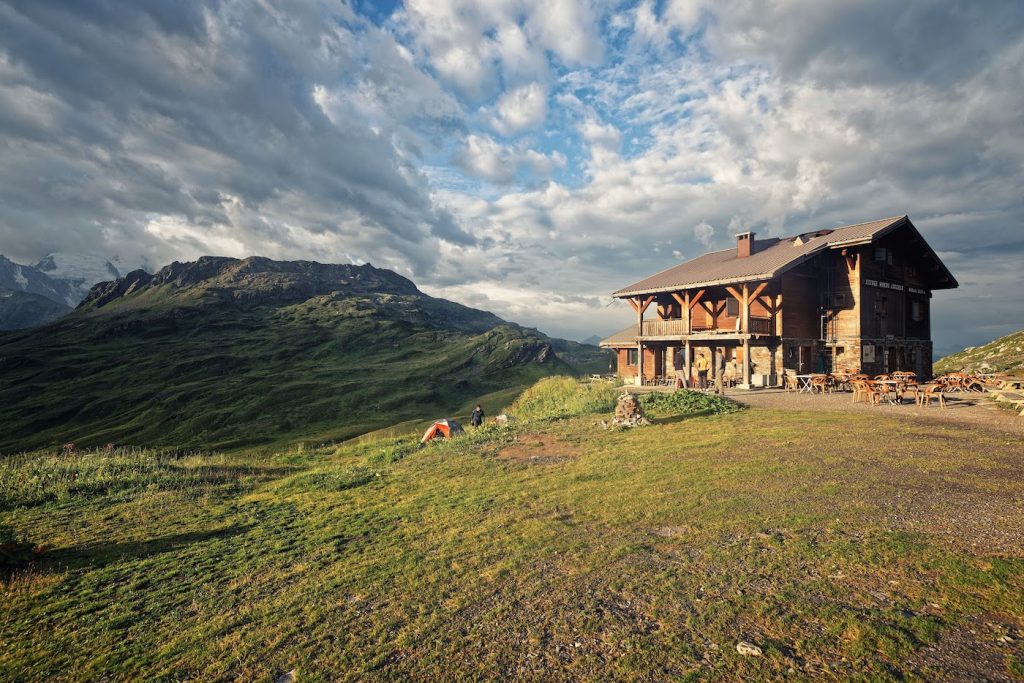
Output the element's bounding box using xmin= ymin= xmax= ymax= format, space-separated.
xmin=470 ymin=404 xmax=485 ymax=427
xmin=673 ymin=348 xmax=687 ymax=388
xmin=695 ymin=353 xmax=710 ymax=391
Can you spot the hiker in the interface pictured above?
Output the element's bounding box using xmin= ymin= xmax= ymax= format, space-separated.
xmin=715 ymin=349 xmax=727 ymax=395
xmin=673 ymin=348 xmax=687 ymax=388
xmin=470 ymin=404 xmax=484 ymax=427
xmin=695 ymin=353 xmax=710 ymax=390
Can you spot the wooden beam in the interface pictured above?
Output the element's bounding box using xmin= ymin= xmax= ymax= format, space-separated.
xmin=775 ymin=293 xmax=783 ymax=337
xmin=688 ymin=289 xmax=705 ymax=309
xmin=670 ymin=292 xmax=685 ymax=307
xmin=684 ymin=339 xmax=691 ymax=386
xmin=724 ymin=286 xmax=743 ymax=304
xmin=745 ymin=282 xmax=753 ymax=335
xmin=743 ymin=339 xmax=751 ymax=385
xmin=683 ymin=291 xmax=691 ymax=334
xmin=626 ymin=297 xmax=640 ymax=313
xmin=749 ymin=282 xmax=768 ymax=302
xmin=639 ymin=295 xmax=655 ymax=315
xmin=637 ymin=342 xmax=644 ymax=386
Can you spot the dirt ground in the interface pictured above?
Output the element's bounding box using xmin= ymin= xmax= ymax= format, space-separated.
xmin=496 ymin=434 xmax=582 ymax=465
xmin=634 ymin=385 xmax=1024 ymax=435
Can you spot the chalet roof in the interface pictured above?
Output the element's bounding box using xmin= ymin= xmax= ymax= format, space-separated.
xmin=612 ymin=215 xmax=957 ymax=297
xmin=599 ymin=325 xmax=638 ymax=348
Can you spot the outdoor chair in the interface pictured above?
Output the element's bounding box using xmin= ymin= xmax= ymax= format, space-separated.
xmin=919 ymin=384 xmax=946 ymax=408
xmin=810 ymin=374 xmax=831 ymax=394
xmin=851 ymin=379 xmax=870 ymax=404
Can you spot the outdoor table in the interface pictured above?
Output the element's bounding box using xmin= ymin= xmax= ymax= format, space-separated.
xmin=795 ymin=374 xmax=815 ymax=393
xmin=875 ymin=380 xmax=903 ymax=405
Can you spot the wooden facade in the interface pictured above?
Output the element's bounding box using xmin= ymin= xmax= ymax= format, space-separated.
xmin=601 ymin=217 xmax=957 ymax=386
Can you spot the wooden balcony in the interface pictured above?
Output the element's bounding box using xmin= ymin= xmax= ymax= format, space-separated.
xmin=640 ymin=318 xmax=688 ymax=337
xmin=639 ymin=316 xmax=774 ymax=338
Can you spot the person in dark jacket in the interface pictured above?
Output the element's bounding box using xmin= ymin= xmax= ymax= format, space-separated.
xmin=470 ymin=404 xmax=485 ymax=427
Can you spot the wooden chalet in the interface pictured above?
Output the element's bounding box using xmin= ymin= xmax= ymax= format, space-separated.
xmin=600 ymin=216 xmax=957 ymax=387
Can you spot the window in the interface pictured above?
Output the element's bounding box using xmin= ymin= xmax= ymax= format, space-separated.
xmin=726 ymin=298 xmax=739 ymax=317
xmin=874 ymin=296 xmax=888 ymax=316
xmin=874 ymin=247 xmax=887 ymax=262
xmin=834 ymin=293 xmax=846 ymax=307
xmin=626 ymin=348 xmax=638 ymax=366
xmin=911 ymin=300 xmax=922 ymax=322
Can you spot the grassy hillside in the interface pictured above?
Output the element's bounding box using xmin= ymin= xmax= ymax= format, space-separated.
xmin=0 ymin=257 xmax=609 ymax=453
xmin=935 ymin=330 xmax=1024 ymax=375
xmin=0 ymin=288 xmax=71 ymax=330
xmin=2 ymin=383 xmax=1022 ymax=681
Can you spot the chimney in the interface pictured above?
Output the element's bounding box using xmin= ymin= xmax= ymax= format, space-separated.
xmin=736 ymin=231 xmax=755 ymax=258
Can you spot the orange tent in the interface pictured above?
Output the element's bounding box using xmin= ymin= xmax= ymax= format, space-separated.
xmin=421 ymin=419 xmax=465 ymax=443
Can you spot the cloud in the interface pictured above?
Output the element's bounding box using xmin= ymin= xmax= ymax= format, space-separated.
xmin=0 ymin=0 xmax=1021 ymax=355
xmin=0 ymin=0 xmax=482 ymax=274
xmin=490 ymin=83 xmax=548 ymax=134
xmin=456 ymin=134 xmax=565 ymax=184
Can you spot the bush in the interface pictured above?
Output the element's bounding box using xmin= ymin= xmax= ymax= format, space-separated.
xmin=508 ymin=376 xmax=618 ymax=423
xmin=639 ymin=390 xmax=744 ymax=416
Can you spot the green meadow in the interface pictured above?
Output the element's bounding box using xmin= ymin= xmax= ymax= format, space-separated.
xmin=2 ymin=380 xmax=1022 ymax=681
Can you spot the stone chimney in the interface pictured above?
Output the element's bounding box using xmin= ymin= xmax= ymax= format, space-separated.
xmin=737 ymin=231 xmax=756 ymax=258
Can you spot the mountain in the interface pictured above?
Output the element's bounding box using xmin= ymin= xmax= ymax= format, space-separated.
xmin=582 ymin=334 xmax=602 ymax=346
xmin=934 ymin=330 xmax=1024 ymax=376
xmin=0 ymin=288 xmax=72 ymax=330
xmin=33 ymin=252 xmax=122 ymax=303
xmin=0 ymin=256 xmax=610 ymax=452
xmin=0 ymin=255 xmax=81 ymax=307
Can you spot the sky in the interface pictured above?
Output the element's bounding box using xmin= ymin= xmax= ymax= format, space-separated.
xmin=0 ymin=0 xmax=1022 ymax=355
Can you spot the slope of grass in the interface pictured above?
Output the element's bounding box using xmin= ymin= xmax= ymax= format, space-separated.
xmin=2 ymin=384 xmax=1022 ymax=681
xmin=935 ymin=329 xmax=1024 ymax=376
xmin=0 ymin=292 xmax=609 ymax=453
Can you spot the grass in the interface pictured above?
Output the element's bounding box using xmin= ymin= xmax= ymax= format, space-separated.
xmin=1 ymin=381 xmax=1023 ymax=680
xmin=0 ymin=290 xmax=609 ymax=453
xmin=935 ymin=329 xmax=1024 ymax=375
xmin=507 ymin=376 xmax=619 ymax=422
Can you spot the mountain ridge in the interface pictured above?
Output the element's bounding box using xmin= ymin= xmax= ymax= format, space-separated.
xmin=0 ymin=255 xmax=609 ymax=452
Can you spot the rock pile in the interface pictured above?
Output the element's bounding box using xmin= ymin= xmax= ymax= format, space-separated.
xmin=611 ymin=391 xmax=650 ymax=428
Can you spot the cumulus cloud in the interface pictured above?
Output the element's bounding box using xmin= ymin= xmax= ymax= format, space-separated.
xmin=490 ymin=83 xmax=548 ymax=134
xmin=456 ymin=134 xmax=565 ymax=184
xmin=0 ymin=0 xmax=1021 ymax=353
xmin=0 ymin=0 xmax=473 ymax=273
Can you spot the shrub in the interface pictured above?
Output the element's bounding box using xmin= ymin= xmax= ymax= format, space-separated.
xmin=508 ymin=376 xmax=618 ymax=422
xmin=639 ymin=390 xmax=744 ymax=416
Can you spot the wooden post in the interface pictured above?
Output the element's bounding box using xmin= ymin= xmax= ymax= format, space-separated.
xmin=743 ymin=338 xmax=751 ymax=386
xmin=742 ymin=282 xmax=750 ymax=334
xmin=684 ymin=338 xmax=691 ymax=387
xmin=775 ymin=293 xmax=783 ymax=337
xmin=637 ymin=342 xmax=643 ymax=386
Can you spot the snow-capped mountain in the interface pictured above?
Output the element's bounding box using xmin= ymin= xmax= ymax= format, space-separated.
xmin=0 ymin=252 xmax=128 ymax=314
xmin=0 ymin=255 xmax=81 ymax=307
xmin=33 ymin=252 xmax=122 ymax=303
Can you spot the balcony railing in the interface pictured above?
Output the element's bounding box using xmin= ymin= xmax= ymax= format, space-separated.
xmin=640 ymin=318 xmax=689 ymax=336
xmin=749 ymin=316 xmax=772 ymax=334
xmin=640 ymin=316 xmax=774 ymax=337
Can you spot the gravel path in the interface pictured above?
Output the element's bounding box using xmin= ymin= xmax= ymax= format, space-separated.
xmin=716 ymin=387 xmax=1024 ymax=435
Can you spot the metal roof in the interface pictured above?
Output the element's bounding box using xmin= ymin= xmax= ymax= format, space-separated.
xmin=612 ymin=216 xmax=946 ymax=297
xmin=599 ymin=325 xmax=638 ymax=348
